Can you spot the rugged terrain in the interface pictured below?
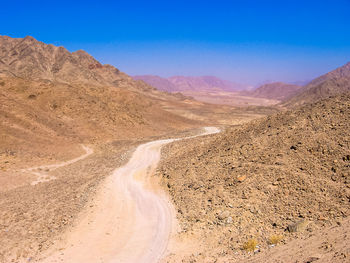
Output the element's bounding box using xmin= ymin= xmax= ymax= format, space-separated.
xmin=0 ymin=36 xmax=267 ymax=262
xmin=284 ymin=62 xmax=350 ymax=107
xmin=0 ymin=75 xmax=199 ymax=167
xmin=2 ymin=34 xmax=350 ymax=263
xmin=157 ymin=93 xmax=350 ymax=262
xmin=0 ymin=35 xmax=263 ymax=168
xmin=134 ymin=63 xmax=350 ymax=109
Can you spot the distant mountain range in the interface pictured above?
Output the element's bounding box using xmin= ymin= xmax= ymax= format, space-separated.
xmin=133 ymin=75 xmax=251 ymax=93
xmin=2 ymin=35 xmax=348 ymax=109
xmin=134 ymin=62 xmax=350 ymax=107
xmin=247 ymin=62 xmax=350 ymax=105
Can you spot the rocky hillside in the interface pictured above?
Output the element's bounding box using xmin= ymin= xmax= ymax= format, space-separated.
xmin=247 ymin=82 xmax=301 ymax=101
xmin=284 ymin=62 xmax=350 ymax=107
xmin=2 ymin=76 xmax=201 ymax=165
xmin=0 ymin=35 xmax=119 ymax=85
xmin=157 ymin=93 xmax=350 ymax=262
xmin=0 ymin=36 xmax=208 ymax=165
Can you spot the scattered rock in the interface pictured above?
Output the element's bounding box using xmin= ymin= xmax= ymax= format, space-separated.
xmin=287 ymin=220 xmax=309 ymax=233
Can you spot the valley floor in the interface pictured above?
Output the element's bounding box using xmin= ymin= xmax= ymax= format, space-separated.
xmin=0 ymin=126 xmax=219 ymax=262
xmin=1 ymin=95 xmax=349 ymax=263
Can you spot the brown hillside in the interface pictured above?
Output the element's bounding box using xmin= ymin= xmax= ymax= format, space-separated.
xmin=0 ymin=35 xmax=216 ymax=165
xmin=248 ymin=82 xmax=301 ymax=101
xmin=0 ymin=75 xmax=203 ymax=167
xmin=0 ymin=35 xmax=124 ymax=86
xmin=284 ymin=62 xmax=350 ymax=107
xmin=157 ymin=93 xmax=350 ymax=262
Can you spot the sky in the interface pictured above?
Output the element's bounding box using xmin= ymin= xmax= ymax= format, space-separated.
xmin=1 ymin=0 xmax=350 ymax=85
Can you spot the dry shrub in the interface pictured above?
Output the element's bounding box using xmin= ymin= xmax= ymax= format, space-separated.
xmin=269 ymin=234 xmax=283 ymax=245
xmin=242 ymin=238 xmax=258 ymax=252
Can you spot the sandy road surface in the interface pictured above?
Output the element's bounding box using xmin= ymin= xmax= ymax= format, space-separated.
xmin=22 ymin=145 xmax=93 ymax=185
xmin=37 ymin=127 xmax=219 ymax=263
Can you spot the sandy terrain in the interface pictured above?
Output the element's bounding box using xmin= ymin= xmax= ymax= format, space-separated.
xmin=181 ymin=90 xmax=280 ymax=107
xmin=33 ymin=127 xmax=219 ymax=263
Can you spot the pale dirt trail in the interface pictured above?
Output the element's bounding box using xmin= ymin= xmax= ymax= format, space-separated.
xmin=22 ymin=145 xmax=93 ymax=185
xmin=37 ymin=127 xmax=219 ymax=263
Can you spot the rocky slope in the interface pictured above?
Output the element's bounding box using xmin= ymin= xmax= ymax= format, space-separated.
xmin=0 ymin=75 xmax=200 ymax=166
xmin=284 ymin=62 xmax=350 ymax=107
xmin=157 ymin=93 xmax=350 ymax=262
xmin=0 ymin=35 xmax=130 ymax=86
xmin=0 ymin=35 xmax=214 ymax=165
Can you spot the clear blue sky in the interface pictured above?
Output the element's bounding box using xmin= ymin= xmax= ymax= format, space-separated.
xmin=1 ymin=0 xmax=350 ymax=85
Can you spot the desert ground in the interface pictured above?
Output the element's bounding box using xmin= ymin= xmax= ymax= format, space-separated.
xmin=1 ymin=35 xmax=350 ymax=263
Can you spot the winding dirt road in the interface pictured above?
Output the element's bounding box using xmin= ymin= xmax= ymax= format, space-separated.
xmin=38 ymin=127 xmax=219 ymax=263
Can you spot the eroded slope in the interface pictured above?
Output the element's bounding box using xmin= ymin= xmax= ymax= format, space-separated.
xmin=157 ymin=94 xmax=350 ymax=262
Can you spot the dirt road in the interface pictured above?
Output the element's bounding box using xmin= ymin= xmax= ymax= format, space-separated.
xmin=22 ymin=145 xmax=93 ymax=185
xmin=37 ymin=127 xmax=219 ymax=263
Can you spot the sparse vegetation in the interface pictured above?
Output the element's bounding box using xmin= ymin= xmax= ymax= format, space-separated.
xmin=242 ymin=238 xmax=258 ymax=252
xmin=268 ymin=234 xmax=283 ymax=245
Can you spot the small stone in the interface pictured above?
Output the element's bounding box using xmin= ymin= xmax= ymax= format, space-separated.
xmin=218 ymin=211 xmax=230 ymax=220
xmin=237 ymin=175 xmax=246 ymax=182
xmin=226 ymin=217 xmax=233 ymax=224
